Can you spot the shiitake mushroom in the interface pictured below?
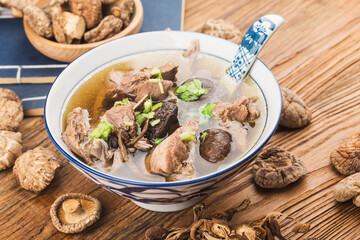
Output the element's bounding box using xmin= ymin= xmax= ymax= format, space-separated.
xmin=199 ymin=129 xmax=232 ymax=163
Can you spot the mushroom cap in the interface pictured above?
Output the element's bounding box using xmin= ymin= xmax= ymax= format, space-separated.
xmin=334 ymin=172 xmax=360 ymax=202
xmin=331 ymin=133 xmax=360 ymax=175
xmin=0 ymin=130 xmax=22 ymax=171
xmin=209 ymin=219 xmax=231 ymax=238
xmin=280 ymin=88 xmax=311 ymax=128
xmin=201 ymin=19 xmax=242 ymax=44
xmin=252 ymin=146 xmax=307 ymax=188
xmin=190 ymin=219 xmax=210 ymax=240
xmin=144 ymin=226 xmax=169 ymax=240
xmin=235 ymin=224 xmax=256 ymax=240
xmin=0 ymin=88 xmax=24 ymax=131
xmin=50 ymin=193 xmax=101 ymax=233
xmin=13 ymin=147 xmax=60 ymax=192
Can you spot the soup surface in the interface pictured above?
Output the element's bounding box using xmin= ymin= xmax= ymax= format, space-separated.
xmin=62 ymin=48 xmax=266 ymax=182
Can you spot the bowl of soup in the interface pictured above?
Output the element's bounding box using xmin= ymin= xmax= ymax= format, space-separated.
xmin=44 ymin=31 xmax=282 ymax=212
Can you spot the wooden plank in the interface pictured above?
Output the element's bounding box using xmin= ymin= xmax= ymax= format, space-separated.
xmin=1 ymin=0 xmax=360 ymax=239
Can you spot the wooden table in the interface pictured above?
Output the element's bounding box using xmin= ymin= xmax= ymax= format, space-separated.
xmin=1 ymin=0 xmax=360 ymax=239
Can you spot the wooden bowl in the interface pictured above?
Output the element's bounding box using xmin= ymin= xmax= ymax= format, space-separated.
xmin=23 ymin=0 xmax=143 ymax=63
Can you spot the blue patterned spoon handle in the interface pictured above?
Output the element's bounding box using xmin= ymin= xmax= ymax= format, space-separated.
xmin=227 ymin=14 xmax=284 ymax=82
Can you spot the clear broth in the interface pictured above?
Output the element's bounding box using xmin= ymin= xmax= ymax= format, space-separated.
xmin=63 ymin=50 xmax=266 ymax=182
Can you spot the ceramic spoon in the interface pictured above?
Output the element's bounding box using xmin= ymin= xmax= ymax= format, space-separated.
xmin=227 ymin=14 xmax=284 ymax=82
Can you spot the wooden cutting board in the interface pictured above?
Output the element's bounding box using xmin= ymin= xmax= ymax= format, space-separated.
xmin=1 ymin=0 xmax=360 ymax=239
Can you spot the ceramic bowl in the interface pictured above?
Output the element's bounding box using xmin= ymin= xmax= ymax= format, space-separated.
xmin=23 ymin=0 xmax=143 ymax=63
xmin=44 ymin=31 xmax=282 ymax=212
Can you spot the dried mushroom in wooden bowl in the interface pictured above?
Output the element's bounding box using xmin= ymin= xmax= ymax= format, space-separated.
xmin=22 ymin=0 xmax=143 ymax=62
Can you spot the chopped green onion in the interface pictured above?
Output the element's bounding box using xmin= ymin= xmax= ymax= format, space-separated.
xmin=179 ymin=131 xmax=196 ymax=142
xmin=175 ymin=79 xmax=208 ymax=102
xmin=158 ymin=81 xmax=164 ymax=94
xmin=149 ymin=79 xmax=165 ymax=94
xmin=153 ymin=138 xmax=164 ymax=144
xmin=135 ymin=111 xmax=140 ymax=116
xmin=90 ymin=118 xmax=114 ymax=141
xmin=150 ymin=119 xmax=160 ymax=126
xmin=201 ymin=103 xmax=215 ymax=117
xmin=114 ymin=98 xmax=131 ymax=107
xmin=150 ymin=67 xmax=162 ymax=79
xmin=144 ymin=112 xmax=155 ymax=119
xmin=149 ymin=78 xmax=161 ymax=83
xmin=123 ymin=121 xmax=134 ymax=126
xmin=143 ymin=98 xmax=153 ymax=113
xmin=151 ymin=102 xmax=163 ymax=112
xmin=136 ymin=114 xmax=147 ymax=126
xmin=136 ymin=112 xmax=155 ymax=126
xmin=200 ymin=132 xmax=208 ymax=144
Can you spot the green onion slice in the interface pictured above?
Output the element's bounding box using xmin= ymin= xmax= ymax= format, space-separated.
xmin=150 ymin=119 xmax=160 ymax=126
xmin=90 ymin=118 xmax=114 ymax=141
xmin=179 ymin=131 xmax=196 ymax=142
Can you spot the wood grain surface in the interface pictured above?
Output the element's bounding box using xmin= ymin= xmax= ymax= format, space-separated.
xmin=1 ymin=0 xmax=360 ymax=239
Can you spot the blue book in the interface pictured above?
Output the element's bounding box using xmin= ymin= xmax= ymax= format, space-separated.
xmin=0 ymin=0 xmax=184 ymax=115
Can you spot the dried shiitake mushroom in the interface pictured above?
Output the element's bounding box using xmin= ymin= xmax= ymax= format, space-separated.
xmin=334 ymin=172 xmax=360 ymax=207
xmin=201 ymin=19 xmax=242 ymax=44
xmin=0 ymin=131 xmax=22 ymax=171
xmin=252 ymin=146 xmax=307 ymax=188
xmin=50 ymin=4 xmax=67 ymax=43
xmin=0 ymin=88 xmax=24 ymax=131
xmin=84 ymin=15 xmax=122 ymax=43
xmin=24 ymin=5 xmax=53 ymax=38
xmin=13 ymin=147 xmax=60 ymax=192
xmin=106 ymin=0 xmax=134 ymax=27
xmin=235 ymin=224 xmax=256 ymax=240
xmin=69 ymin=0 xmax=102 ymax=29
xmin=0 ymin=0 xmax=35 ymax=17
xmin=50 ymin=193 xmax=101 ymax=233
xmin=190 ymin=219 xmax=231 ymax=240
xmin=330 ymin=133 xmax=360 ymax=175
xmin=144 ymin=226 xmax=169 ymax=240
xmin=51 ymin=10 xmax=86 ymax=44
xmin=249 ymin=212 xmax=286 ymax=240
xmin=280 ymin=87 xmax=312 ymax=128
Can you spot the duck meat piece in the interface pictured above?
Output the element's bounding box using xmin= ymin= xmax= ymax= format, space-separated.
xmin=151 ymin=63 xmax=179 ymax=81
xmin=246 ymin=98 xmax=260 ymax=120
xmin=184 ymin=39 xmax=200 ymax=58
xmin=148 ymin=134 xmax=189 ymax=175
xmin=148 ymin=120 xmax=199 ymax=176
xmin=219 ymin=120 xmax=247 ymax=152
xmin=175 ymin=119 xmax=199 ymax=134
xmin=146 ymin=102 xmax=179 ymax=139
xmin=62 ymin=107 xmax=93 ymax=164
xmin=104 ymin=71 xmax=150 ymax=101
xmin=104 ymin=105 xmax=137 ymax=138
xmin=134 ymin=80 xmax=174 ymax=102
xmin=213 ymin=96 xmax=249 ymax=122
xmin=89 ymin=138 xmax=112 ymax=166
xmin=200 ymin=129 xmax=232 ymax=162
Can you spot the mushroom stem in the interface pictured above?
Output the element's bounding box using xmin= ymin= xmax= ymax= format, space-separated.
xmin=63 ymin=199 xmax=82 ymax=214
